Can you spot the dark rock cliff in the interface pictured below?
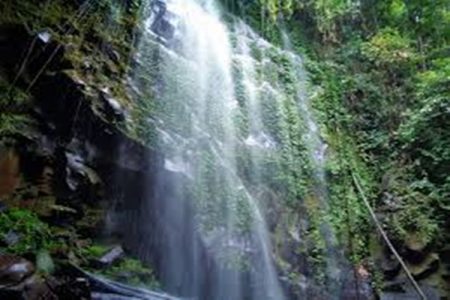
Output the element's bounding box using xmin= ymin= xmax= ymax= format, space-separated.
xmin=0 ymin=1 xmax=170 ymax=297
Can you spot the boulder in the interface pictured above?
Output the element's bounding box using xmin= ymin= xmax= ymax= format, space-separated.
xmin=98 ymin=246 xmax=125 ymax=267
xmin=403 ymin=233 xmax=429 ymax=264
xmin=0 ymin=274 xmax=55 ymax=300
xmin=408 ymin=253 xmax=440 ymax=280
xmin=0 ymin=254 xmax=54 ymax=299
xmin=49 ymin=275 xmax=91 ymax=299
xmin=381 ymin=255 xmax=401 ymax=280
xmin=0 ymin=254 xmax=35 ymax=287
xmin=381 ymin=282 xmax=441 ymax=300
xmin=3 ymin=230 xmax=21 ymax=247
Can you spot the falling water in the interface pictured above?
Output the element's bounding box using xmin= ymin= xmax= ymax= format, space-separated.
xmin=126 ymin=0 xmax=345 ymax=299
xmin=281 ymin=30 xmax=342 ymax=299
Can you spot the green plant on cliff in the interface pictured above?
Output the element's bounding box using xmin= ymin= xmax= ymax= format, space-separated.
xmin=0 ymin=78 xmax=33 ymax=137
xmin=0 ymin=114 xmax=34 ymax=137
xmin=103 ymin=257 xmax=160 ymax=289
xmin=0 ymin=208 xmax=51 ymax=254
xmin=80 ymin=243 xmax=160 ymax=289
xmin=280 ymin=1 xmax=449 ymax=293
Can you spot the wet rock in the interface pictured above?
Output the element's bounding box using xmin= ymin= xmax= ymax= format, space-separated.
xmin=3 ymin=230 xmax=21 ymax=247
xmin=99 ymin=88 xmax=126 ymax=120
xmin=49 ymin=275 xmax=91 ymax=299
xmin=440 ymin=248 xmax=450 ymax=265
xmin=381 ymin=255 xmax=401 ymax=280
xmin=409 ymin=253 xmax=440 ymax=280
xmin=37 ymin=30 xmax=51 ymax=44
xmin=0 ymin=202 xmax=7 ymax=213
xmin=0 ymin=254 xmax=35 ymax=287
xmin=103 ymin=43 xmax=121 ymax=63
xmin=381 ymin=282 xmax=441 ymax=300
xmin=0 ymin=274 xmax=55 ymax=300
xmin=98 ymin=246 xmax=125 ymax=267
xmin=68 ymin=264 xmax=181 ymax=300
xmin=149 ymin=0 xmax=176 ymax=43
xmin=0 ymin=255 xmax=55 ymax=298
xmin=403 ymin=234 xmax=429 ymax=264
xmin=91 ymin=293 xmax=140 ymax=300
xmin=0 ymin=25 xmax=31 ymax=72
xmin=66 ymin=152 xmax=101 ymax=191
xmin=76 ymin=207 xmax=105 ymax=237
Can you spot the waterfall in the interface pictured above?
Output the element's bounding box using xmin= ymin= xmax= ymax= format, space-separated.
xmin=126 ymin=0 xmax=343 ymax=299
xmin=281 ymin=30 xmax=343 ymax=299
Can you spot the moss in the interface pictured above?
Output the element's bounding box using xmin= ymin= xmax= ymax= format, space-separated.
xmin=0 ymin=77 xmax=33 ymax=137
xmin=79 ymin=243 xmax=110 ymax=259
xmin=75 ymin=205 xmax=105 ymax=230
xmin=0 ymin=207 xmax=52 ymax=254
xmin=0 ymin=114 xmax=34 ymax=137
xmin=1 ymin=0 xmax=137 ymax=113
xmin=103 ymin=257 xmax=160 ymax=289
xmin=0 ymin=1 xmax=77 ymax=32
xmin=0 ymin=79 xmax=30 ymax=109
xmin=80 ymin=242 xmax=161 ymax=290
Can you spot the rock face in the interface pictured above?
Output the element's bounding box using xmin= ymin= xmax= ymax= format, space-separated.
xmin=0 ymin=7 xmax=164 ymax=298
xmin=98 ymin=246 xmax=125 ymax=267
xmin=0 ymin=254 xmax=35 ymax=286
xmin=381 ymin=283 xmax=441 ymax=300
xmin=372 ymin=233 xmax=448 ymax=300
xmin=0 ymin=254 xmax=54 ymax=300
xmin=0 ymin=18 xmax=161 ymax=230
xmin=2 ymin=2 xmax=448 ymax=300
xmin=0 ymin=254 xmax=176 ymax=300
xmin=0 ymin=149 xmax=20 ymax=198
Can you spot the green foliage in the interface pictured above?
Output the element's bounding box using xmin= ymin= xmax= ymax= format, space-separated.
xmin=258 ymin=0 xmax=295 ymax=20
xmin=0 ymin=79 xmax=29 ymax=111
xmin=79 ymin=242 xmax=160 ymax=288
xmin=0 ymin=77 xmax=33 ymax=137
xmin=361 ymin=28 xmax=417 ymax=66
xmin=80 ymin=244 xmax=110 ymax=259
xmin=100 ymin=257 xmax=160 ymax=289
xmin=289 ymin=0 xmax=450 ymax=286
xmin=416 ymin=57 xmax=450 ymax=94
xmin=387 ymin=0 xmax=407 ymax=21
xmin=0 ymin=208 xmax=51 ymax=254
xmin=0 ymin=114 xmax=34 ymax=136
xmin=303 ymin=193 xmax=327 ymax=283
xmin=324 ymin=129 xmax=373 ymax=263
xmin=381 ymin=169 xmax=440 ymax=244
xmin=308 ymin=0 xmax=358 ymax=41
xmin=0 ymin=0 xmax=76 ymax=31
xmin=128 ymin=96 xmax=157 ymax=147
xmin=390 ymin=199 xmax=439 ymax=245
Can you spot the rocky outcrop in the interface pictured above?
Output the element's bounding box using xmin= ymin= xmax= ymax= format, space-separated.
xmin=0 ymin=3 xmax=165 ymax=298
xmin=0 ymin=254 xmax=54 ymax=299
xmin=0 ymin=253 xmax=179 ymax=300
xmin=371 ymin=233 xmax=448 ymax=300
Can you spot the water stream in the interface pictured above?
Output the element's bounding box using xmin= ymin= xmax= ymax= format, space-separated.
xmin=127 ymin=0 xmax=341 ymax=299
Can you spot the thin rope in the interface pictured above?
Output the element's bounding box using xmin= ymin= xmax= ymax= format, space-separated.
xmin=68 ymin=95 xmax=83 ymax=141
xmin=25 ymin=1 xmax=95 ymax=93
xmin=9 ymin=36 xmax=38 ymax=94
xmin=8 ymin=0 xmax=95 ymax=94
xmin=42 ymin=0 xmax=95 ymax=51
xmin=351 ymin=172 xmax=428 ymax=300
xmin=25 ymin=45 xmax=62 ymax=93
